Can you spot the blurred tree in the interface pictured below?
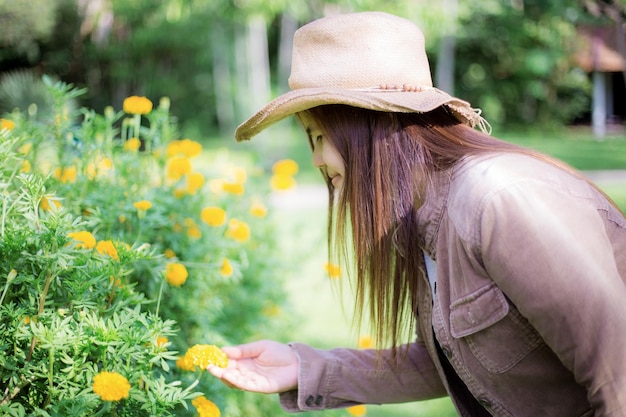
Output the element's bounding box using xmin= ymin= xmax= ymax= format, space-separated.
xmin=0 ymin=0 xmax=607 ymax=136
xmin=0 ymin=0 xmax=61 ymax=63
xmin=454 ymin=0 xmax=592 ymax=128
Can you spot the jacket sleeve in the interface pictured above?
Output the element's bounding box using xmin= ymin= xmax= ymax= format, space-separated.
xmin=478 ymin=179 xmax=626 ymax=416
xmin=278 ymin=341 xmax=447 ymax=412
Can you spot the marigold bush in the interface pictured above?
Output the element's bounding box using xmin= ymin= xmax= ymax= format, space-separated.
xmin=0 ymin=77 xmax=293 ymax=416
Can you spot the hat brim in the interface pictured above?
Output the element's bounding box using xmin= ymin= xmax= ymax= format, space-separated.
xmin=234 ymin=87 xmax=478 ymax=141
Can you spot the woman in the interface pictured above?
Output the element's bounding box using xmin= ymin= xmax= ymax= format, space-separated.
xmin=208 ymin=11 xmax=626 ymax=417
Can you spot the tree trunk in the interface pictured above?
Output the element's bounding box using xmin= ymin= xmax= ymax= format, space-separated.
xmin=435 ymin=0 xmax=457 ymax=94
xmin=244 ymin=14 xmax=271 ymax=120
xmin=211 ymin=22 xmax=235 ymax=135
xmin=278 ymin=13 xmax=298 ymax=93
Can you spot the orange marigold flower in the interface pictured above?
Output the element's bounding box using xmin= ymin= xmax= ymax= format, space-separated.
xmin=324 ymin=263 xmax=341 ymax=279
xmin=165 ymin=262 xmax=188 ymax=287
xmin=96 ymin=240 xmax=119 ymax=260
xmin=180 ymin=344 xmax=228 ymax=370
xmin=272 ymin=159 xmax=299 ymax=176
xmin=220 ymin=258 xmax=233 ymax=277
xmin=347 ymin=404 xmax=367 ymax=416
xmin=68 ymin=231 xmax=97 ymax=249
xmin=192 ymin=395 xmax=221 ymax=417
xmin=92 ymin=371 xmax=131 ymax=401
xmin=167 ymin=156 xmax=192 ymax=180
xmin=201 ymin=206 xmax=226 ymax=227
xmin=123 ymin=96 xmax=153 ymax=115
xmin=270 ymin=174 xmax=296 ymax=191
xmin=0 ymin=118 xmax=15 ymax=131
xmin=250 ymin=200 xmax=267 ymax=218
xmin=54 ymin=166 xmax=77 ymax=183
xmin=156 ymin=336 xmax=169 ymax=347
xmin=225 ymin=219 xmax=250 ymax=243
xmin=124 ymin=137 xmax=141 ymax=151
xmin=133 ymin=200 xmax=152 ymax=211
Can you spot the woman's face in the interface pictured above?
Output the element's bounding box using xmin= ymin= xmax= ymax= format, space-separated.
xmin=299 ymin=113 xmax=345 ymax=190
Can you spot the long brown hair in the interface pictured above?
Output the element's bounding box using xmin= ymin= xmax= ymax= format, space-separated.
xmin=298 ymin=104 xmax=605 ymax=350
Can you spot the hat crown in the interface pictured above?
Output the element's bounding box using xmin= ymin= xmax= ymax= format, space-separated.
xmin=288 ymin=12 xmax=433 ymax=90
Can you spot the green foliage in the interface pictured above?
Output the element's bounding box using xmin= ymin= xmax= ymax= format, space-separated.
xmin=0 ymin=78 xmax=291 ymax=416
xmin=0 ymin=0 xmax=60 ymax=53
xmin=454 ymin=0 xmax=591 ymax=127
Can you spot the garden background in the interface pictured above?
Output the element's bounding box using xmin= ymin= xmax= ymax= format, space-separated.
xmin=1 ymin=0 xmax=625 ymax=416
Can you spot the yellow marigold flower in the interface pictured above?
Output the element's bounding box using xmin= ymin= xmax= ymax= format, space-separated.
xmin=209 ymin=179 xmax=224 ymax=194
xmin=92 ymin=371 xmax=131 ymax=402
xmin=68 ymin=231 xmax=97 ymax=249
xmin=166 ymin=138 xmax=202 ymax=158
xmin=0 ymin=118 xmax=15 ymax=131
xmin=176 ymin=354 xmax=195 ymax=371
xmin=222 ymin=181 xmax=244 ymax=195
xmin=357 ymin=335 xmax=375 ymax=349
xmin=123 ymin=95 xmax=153 ymax=115
xmin=201 ymin=206 xmax=227 ymax=227
xmin=188 ymin=225 xmax=202 ymax=239
xmin=133 ymin=200 xmax=152 ymax=211
xmin=262 ymin=304 xmax=281 ymax=317
xmin=119 ymin=215 xmax=127 ymax=223
xmin=270 ymin=174 xmax=296 ymax=191
xmin=347 ymin=405 xmax=367 ymax=416
xmin=233 ymin=166 xmax=247 ymax=183
xmin=20 ymin=160 xmax=31 ymax=173
xmin=165 ymin=140 xmax=182 ymax=157
xmin=225 ymin=219 xmax=250 ymax=243
xmin=156 ymin=336 xmax=168 ymax=347
xmin=272 ymin=159 xmax=299 ymax=176
xmin=96 ymin=240 xmax=119 ymax=260
xmin=324 ymin=263 xmax=341 ymax=279
xmin=165 ymin=262 xmax=188 ymax=287
xmin=220 ymin=258 xmax=233 ymax=277
xmin=181 ymin=344 xmax=229 ymax=370
xmin=40 ymin=195 xmax=62 ymax=212
xmin=110 ymin=275 xmax=122 ymax=287
xmin=167 ymin=156 xmax=192 ymax=180
xmin=164 ymin=248 xmax=176 ymax=258
xmin=192 ymin=395 xmax=221 ymax=417
xmin=250 ymin=200 xmax=267 ymax=218
xmin=54 ymin=166 xmax=77 ymax=183
xmin=180 ymin=138 xmax=202 ymax=157
xmin=124 ymin=137 xmax=141 ymax=151
xmin=187 ymin=171 xmax=205 ymax=194
xmin=18 ymin=143 xmax=32 ymax=154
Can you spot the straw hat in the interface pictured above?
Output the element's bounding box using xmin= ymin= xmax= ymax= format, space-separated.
xmin=235 ymin=11 xmax=487 ymax=141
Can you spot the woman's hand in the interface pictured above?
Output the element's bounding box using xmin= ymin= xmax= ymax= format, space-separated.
xmin=207 ymin=340 xmax=299 ymax=394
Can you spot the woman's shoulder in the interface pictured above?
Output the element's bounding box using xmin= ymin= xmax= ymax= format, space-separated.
xmin=446 ymin=152 xmax=594 ymax=218
xmin=450 ymin=152 xmax=581 ymax=195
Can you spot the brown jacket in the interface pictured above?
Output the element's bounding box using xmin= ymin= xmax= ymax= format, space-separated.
xmin=280 ymin=153 xmax=626 ymax=416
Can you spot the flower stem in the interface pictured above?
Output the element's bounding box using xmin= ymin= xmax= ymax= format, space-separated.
xmin=155 ymin=276 xmax=165 ymax=317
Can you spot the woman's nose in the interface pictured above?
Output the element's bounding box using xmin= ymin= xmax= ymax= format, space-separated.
xmin=312 ymin=146 xmax=324 ymax=168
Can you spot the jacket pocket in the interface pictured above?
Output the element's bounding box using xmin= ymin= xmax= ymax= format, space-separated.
xmin=449 ymin=282 xmax=542 ymax=374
